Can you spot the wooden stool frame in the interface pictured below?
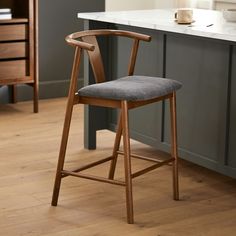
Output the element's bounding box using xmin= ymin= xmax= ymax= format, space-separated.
xmin=51 ymin=30 xmax=179 ymax=224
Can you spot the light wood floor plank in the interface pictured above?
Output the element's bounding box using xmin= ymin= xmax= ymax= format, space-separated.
xmin=0 ymin=98 xmax=236 ymax=236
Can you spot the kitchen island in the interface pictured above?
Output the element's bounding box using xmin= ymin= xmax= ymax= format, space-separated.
xmin=77 ymin=9 xmax=236 ymax=179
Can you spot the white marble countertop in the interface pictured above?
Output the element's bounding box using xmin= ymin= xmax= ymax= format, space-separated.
xmin=78 ymin=9 xmax=236 ymax=42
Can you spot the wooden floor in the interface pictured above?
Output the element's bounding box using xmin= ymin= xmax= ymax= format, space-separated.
xmin=1 ymin=98 xmax=236 ymax=236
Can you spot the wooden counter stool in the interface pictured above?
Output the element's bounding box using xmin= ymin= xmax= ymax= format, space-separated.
xmin=51 ymin=30 xmax=182 ymax=224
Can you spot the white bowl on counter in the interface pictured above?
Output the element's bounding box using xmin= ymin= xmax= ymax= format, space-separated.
xmin=223 ymin=9 xmax=236 ymax=22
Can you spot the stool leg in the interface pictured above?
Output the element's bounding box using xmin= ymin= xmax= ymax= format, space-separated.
xmin=121 ymin=100 xmax=134 ymax=224
xmin=169 ymin=92 xmax=179 ymax=200
xmin=109 ymin=113 xmax=122 ymax=179
xmin=51 ymin=47 xmax=82 ymax=206
xmin=51 ymin=101 xmax=75 ymax=206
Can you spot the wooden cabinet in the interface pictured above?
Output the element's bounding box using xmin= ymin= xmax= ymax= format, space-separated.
xmin=0 ymin=0 xmax=38 ymax=112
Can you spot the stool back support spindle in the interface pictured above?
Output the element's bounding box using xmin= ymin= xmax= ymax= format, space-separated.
xmin=81 ymin=35 xmax=106 ymax=83
xmin=128 ymin=38 xmax=140 ymax=76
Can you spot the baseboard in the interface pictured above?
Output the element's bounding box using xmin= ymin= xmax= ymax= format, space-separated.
xmin=0 ymin=78 xmax=83 ymax=103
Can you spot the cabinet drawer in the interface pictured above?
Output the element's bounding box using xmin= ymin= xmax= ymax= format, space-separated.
xmin=0 ymin=60 xmax=26 ymax=80
xmin=0 ymin=42 xmax=27 ymax=59
xmin=0 ymin=24 xmax=27 ymax=41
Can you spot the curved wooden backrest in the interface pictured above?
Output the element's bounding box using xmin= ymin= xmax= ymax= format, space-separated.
xmin=65 ymin=30 xmax=151 ymax=84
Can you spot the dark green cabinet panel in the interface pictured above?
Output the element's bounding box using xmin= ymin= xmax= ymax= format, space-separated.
xmin=164 ymin=35 xmax=228 ymax=167
xmin=84 ymin=21 xmax=236 ymax=178
xmin=228 ymin=46 xmax=236 ymax=168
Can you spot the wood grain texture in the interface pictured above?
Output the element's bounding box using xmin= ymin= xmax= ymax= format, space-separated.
xmin=0 ymin=60 xmax=26 ymax=80
xmin=0 ymin=24 xmax=27 ymax=41
xmin=0 ymin=98 xmax=236 ymax=235
xmin=0 ymin=42 xmax=27 ymax=59
xmin=0 ymin=77 xmax=33 ymax=85
xmin=0 ymin=0 xmax=38 ymax=113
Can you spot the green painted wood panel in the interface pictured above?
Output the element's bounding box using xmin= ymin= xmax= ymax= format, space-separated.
xmin=164 ymin=35 xmax=229 ymax=169
xmin=228 ymin=46 xmax=236 ymax=168
xmin=83 ymin=21 xmax=236 ymax=178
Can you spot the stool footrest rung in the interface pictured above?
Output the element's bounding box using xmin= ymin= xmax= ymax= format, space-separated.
xmin=117 ymin=150 xmax=166 ymax=163
xmin=61 ymin=156 xmax=113 ymax=178
xmin=132 ymin=158 xmax=175 ymax=179
xmin=61 ymin=170 xmax=126 ymax=186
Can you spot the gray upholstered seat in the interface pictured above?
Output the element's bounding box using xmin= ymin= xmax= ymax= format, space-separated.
xmin=78 ymin=76 xmax=182 ymax=101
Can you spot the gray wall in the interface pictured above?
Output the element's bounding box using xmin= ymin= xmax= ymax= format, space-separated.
xmin=0 ymin=0 xmax=105 ymax=102
xmin=37 ymin=0 xmax=105 ymax=100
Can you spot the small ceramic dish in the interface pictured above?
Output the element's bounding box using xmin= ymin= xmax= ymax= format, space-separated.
xmin=223 ymin=9 xmax=236 ymax=22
